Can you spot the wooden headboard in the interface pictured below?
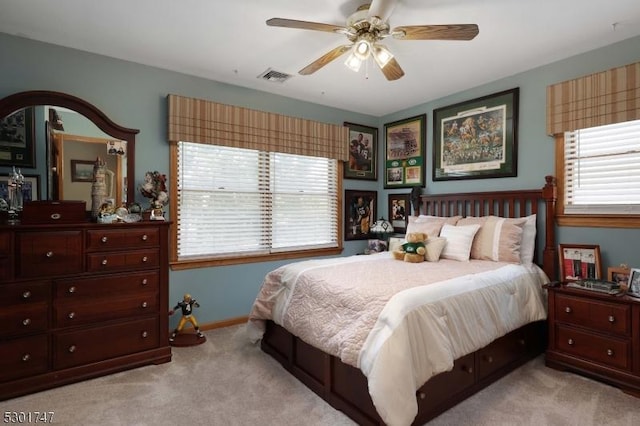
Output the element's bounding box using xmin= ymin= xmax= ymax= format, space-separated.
xmin=415 ymin=176 xmax=557 ymax=280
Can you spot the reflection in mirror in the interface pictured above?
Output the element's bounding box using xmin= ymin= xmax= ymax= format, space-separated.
xmin=0 ymin=91 xmax=138 ymax=208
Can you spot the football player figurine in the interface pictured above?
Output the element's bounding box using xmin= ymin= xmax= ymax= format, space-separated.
xmin=169 ymin=293 xmax=204 ymax=342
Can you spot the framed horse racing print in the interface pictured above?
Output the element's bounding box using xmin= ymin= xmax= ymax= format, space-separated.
xmin=344 ymin=122 xmax=377 ymax=181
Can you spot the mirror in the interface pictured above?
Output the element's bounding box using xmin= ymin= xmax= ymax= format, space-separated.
xmin=0 ymin=91 xmax=138 ymax=207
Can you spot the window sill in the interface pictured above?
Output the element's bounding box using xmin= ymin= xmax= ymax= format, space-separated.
xmin=170 ymin=246 xmax=343 ymax=270
xmin=556 ymin=214 xmax=640 ymax=228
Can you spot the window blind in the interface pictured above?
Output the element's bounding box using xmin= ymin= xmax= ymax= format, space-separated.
xmin=177 ymin=142 xmax=338 ymax=260
xmin=564 ymin=119 xmax=640 ymax=214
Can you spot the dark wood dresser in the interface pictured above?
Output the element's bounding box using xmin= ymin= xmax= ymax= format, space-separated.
xmin=545 ymin=283 xmax=640 ymax=397
xmin=0 ymin=221 xmax=172 ymax=400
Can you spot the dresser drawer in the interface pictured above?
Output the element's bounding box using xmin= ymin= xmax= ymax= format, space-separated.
xmin=0 ymin=335 xmax=49 ymax=382
xmin=17 ymin=231 xmax=83 ymax=278
xmin=555 ymin=325 xmax=630 ymax=370
xmin=0 ymin=281 xmax=50 ymax=307
xmin=53 ymin=317 xmax=159 ymax=370
xmin=86 ymin=227 xmax=159 ymax=251
xmin=55 ymin=271 xmax=159 ymax=300
xmin=0 ymin=303 xmax=49 ymax=337
xmin=554 ymin=294 xmax=630 ymax=336
xmin=86 ymin=249 xmax=159 ymax=272
xmin=54 ymin=292 xmax=158 ymax=327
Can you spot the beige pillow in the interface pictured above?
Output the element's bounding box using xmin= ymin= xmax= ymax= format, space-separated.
xmin=440 ymin=224 xmax=481 ymax=261
xmin=520 ymin=214 xmax=537 ymax=264
xmin=424 ymin=237 xmax=447 ymax=262
xmin=406 ymin=215 xmax=462 ymax=237
xmin=458 ymin=216 xmax=526 ymax=263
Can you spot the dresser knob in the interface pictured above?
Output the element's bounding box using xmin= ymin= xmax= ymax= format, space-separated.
xmin=607 ymin=349 xmax=614 ymax=356
xmin=22 ymin=318 xmax=31 ymax=326
xmin=141 ymin=278 xmax=148 ymax=285
xmin=142 ymin=256 xmax=148 ymax=262
xmin=101 ymin=236 xmax=108 ymax=243
xmin=68 ymin=345 xmax=76 ymax=353
xmin=568 ymin=338 xmax=574 ymax=345
xmin=101 ymin=259 xmax=108 ymax=265
xmin=417 ymin=392 xmax=426 ymax=400
xmin=142 ymin=234 xmax=148 ymax=241
xmin=22 ymin=354 xmax=31 ymax=362
xmin=518 ymin=339 xmax=526 ymax=346
xmin=485 ymin=356 xmax=493 ymax=363
xmin=68 ymin=286 xmax=76 ymax=294
xmin=565 ymin=306 xmax=572 ymax=313
xmin=141 ymin=331 xmax=148 ymax=338
xmin=463 ymin=365 xmax=473 ymax=374
xmin=141 ymin=301 xmax=148 ymax=308
xmin=608 ymin=315 xmax=615 ymax=323
xmin=22 ymin=290 xmax=32 ymax=299
xmin=46 ymin=251 xmax=54 ymax=258
xmin=68 ymin=312 xmax=76 ymax=319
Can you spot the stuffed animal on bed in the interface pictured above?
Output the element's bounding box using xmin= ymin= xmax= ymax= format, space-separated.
xmin=392 ymin=232 xmax=427 ymax=263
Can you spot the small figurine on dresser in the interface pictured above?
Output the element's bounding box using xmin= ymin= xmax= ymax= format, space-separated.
xmin=139 ymin=170 xmax=169 ymax=220
xmin=168 ymin=293 xmax=206 ymax=346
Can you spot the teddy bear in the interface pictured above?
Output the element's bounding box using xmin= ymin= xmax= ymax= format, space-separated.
xmin=392 ymin=232 xmax=427 ymax=263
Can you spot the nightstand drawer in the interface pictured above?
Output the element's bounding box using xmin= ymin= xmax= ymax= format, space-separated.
xmin=556 ymin=325 xmax=630 ymax=370
xmin=555 ymin=293 xmax=630 ymax=336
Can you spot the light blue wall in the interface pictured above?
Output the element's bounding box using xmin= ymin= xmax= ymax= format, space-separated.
xmin=1 ymin=32 xmax=639 ymax=327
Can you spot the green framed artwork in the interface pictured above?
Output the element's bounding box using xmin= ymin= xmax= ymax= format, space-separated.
xmin=384 ymin=114 xmax=426 ymax=188
xmin=433 ymin=88 xmax=519 ymax=181
xmin=0 ymin=107 xmax=35 ymax=168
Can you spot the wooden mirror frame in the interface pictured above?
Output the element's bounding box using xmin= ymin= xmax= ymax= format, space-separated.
xmin=0 ymin=90 xmax=139 ymax=205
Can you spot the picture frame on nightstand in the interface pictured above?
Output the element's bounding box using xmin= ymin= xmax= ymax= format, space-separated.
xmin=627 ymin=268 xmax=640 ymax=297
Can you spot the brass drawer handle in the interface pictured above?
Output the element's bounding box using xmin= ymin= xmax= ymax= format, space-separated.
xmin=564 ymin=306 xmax=572 ymax=313
xmin=141 ymin=278 xmax=148 ymax=285
xmin=101 ymin=236 xmax=108 ymax=243
xmin=141 ymin=234 xmax=148 ymax=241
xmin=22 ymin=318 xmax=31 ymax=326
xmin=68 ymin=345 xmax=76 ymax=353
xmin=68 ymin=286 xmax=76 ymax=294
xmin=568 ymin=338 xmax=574 ymax=345
xmin=142 ymin=256 xmax=148 ymax=262
xmin=608 ymin=315 xmax=615 ymax=323
xmin=68 ymin=312 xmax=76 ymax=319
xmin=141 ymin=301 xmax=148 ymax=308
xmin=101 ymin=259 xmax=108 ymax=265
xmin=46 ymin=251 xmax=54 ymax=258
xmin=22 ymin=353 xmax=31 ymax=362
xmin=22 ymin=290 xmax=32 ymax=299
xmin=607 ymin=349 xmax=614 ymax=356
xmin=141 ymin=331 xmax=148 ymax=338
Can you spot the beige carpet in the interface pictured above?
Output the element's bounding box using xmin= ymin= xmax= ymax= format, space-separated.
xmin=1 ymin=324 xmax=639 ymax=426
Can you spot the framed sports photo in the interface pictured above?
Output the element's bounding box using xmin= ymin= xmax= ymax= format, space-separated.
xmin=384 ymin=114 xmax=426 ymax=188
xmin=344 ymin=190 xmax=376 ymax=241
xmin=558 ymin=244 xmax=601 ymax=281
xmin=344 ymin=122 xmax=377 ymax=181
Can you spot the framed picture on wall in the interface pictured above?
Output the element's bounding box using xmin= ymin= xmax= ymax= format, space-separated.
xmin=0 ymin=107 xmax=36 ymax=168
xmin=344 ymin=122 xmax=377 ymax=181
xmin=388 ymin=193 xmax=410 ymax=234
xmin=433 ymin=88 xmax=519 ymax=181
xmin=345 ymin=190 xmax=376 ymax=240
xmin=384 ymin=114 xmax=426 ymax=189
xmin=70 ymin=160 xmax=95 ymax=182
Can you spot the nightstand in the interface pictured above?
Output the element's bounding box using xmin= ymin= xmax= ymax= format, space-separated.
xmin=545 ymin=283 xmax=640 ymax=397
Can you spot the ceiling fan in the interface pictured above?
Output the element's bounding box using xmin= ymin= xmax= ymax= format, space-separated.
xmin=266 ymin=0 xmax=479 ymax=81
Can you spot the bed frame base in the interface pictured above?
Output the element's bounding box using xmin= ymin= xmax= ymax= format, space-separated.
xmin=262 ymin=320 xmax=546 ymax=425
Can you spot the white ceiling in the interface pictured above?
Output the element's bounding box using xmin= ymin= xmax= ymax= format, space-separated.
xmin=1 ymin=0 xmax=639 ymax=116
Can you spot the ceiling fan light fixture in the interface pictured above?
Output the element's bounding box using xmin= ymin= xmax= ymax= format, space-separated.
xmin=344 ymin=51 xmax=363 ymax=72
xmin=372 ymin=44 xmax=394 ymax=68
xmin=353 ymin=38 xmax=371 ymax=61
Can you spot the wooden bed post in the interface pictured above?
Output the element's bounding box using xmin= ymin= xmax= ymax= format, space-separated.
xmin=542 ymin=175 xmax=557 ymax=281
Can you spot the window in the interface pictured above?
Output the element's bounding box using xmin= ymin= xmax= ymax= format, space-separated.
xmin=174 ymin=141 xmax=340 ymax=265
xmin=557 ymin=119 xmax=640 ymax=227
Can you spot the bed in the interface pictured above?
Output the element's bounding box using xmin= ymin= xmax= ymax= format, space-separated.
xmin=248 ymin=176 xmax=557 ymax=426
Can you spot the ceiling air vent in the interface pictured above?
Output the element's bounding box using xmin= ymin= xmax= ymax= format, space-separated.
xmin=258 ymin=68 xmax=292 ymax=83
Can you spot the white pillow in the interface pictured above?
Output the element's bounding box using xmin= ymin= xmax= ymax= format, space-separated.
xmin=520 ymin=214 xmax=537 ymax=264
xmin=406 ymin=215 xmax=462 ymax=237
xmin=439 ymin=224 xmax=481 ymax=261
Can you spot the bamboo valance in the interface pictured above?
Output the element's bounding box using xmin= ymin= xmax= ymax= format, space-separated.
xmin=546 ymin=61 xmax=640 ymax=135
xmin=167 ymin=94 xmax=348 ymax=161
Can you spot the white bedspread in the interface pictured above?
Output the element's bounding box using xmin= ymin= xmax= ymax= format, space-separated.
xmin=248 ymin=253 xmax=548 ymax=426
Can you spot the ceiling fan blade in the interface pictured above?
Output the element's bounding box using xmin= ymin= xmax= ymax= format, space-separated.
xmin=299 ymin=45 xmax=353 ymax=75
xmin=367 ymin=0 xmax=398 ymax=22
xmin=380 ymin=58 xmax=404 ymax=81
xmin=392 ymin=24 xmax=479 ymax=40
xmin=266 ymin=18 xmax=347 ymax=34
